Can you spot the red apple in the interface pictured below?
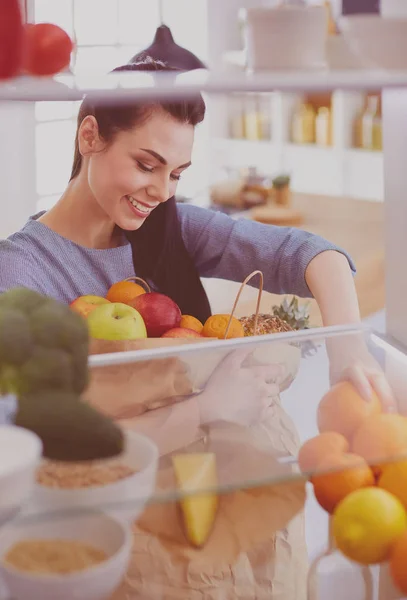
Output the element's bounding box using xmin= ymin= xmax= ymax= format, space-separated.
xmin=129 ymin=292 xmax=181 ymax=337
xmin=161 ymin=327 xmax=203 ymax=339
xmin=70 ymin=295 xmax=110 ymax=318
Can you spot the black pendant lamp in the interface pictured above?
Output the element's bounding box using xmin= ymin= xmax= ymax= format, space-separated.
xmin=129 ymin=1 xmax=206 ymax=71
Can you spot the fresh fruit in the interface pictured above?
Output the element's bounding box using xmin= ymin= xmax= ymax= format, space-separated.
xmin=317 ymin=381 xmax=381 ymax=440
xmin=87 ymin=302 xmax=147 ymax=341
xmin=23 ymin=23 xmax=73 ymax=76
xmin=70 ymin=295 xmax=110 ymax=318
xmin=129 ymin=292 xmax=181 ymax=338
xmin=0 ymin=0 xmax=24 ymax=80
xmin=0 ymin=288 xmax=89 ymax=397
xmin=161 ymin=327 xmax=203 ymax=339
xmin=378 ymin=459 xmax=407 ymax=509
xmin=15 ymin=391 xmax=124 ymax=462
xmin=332 ymin=487 xmax=407 ymax=564
xmin=202 ymin=314 xmax=245 ymax=340
xmin=389 ymin=531 xmax=407 ymax=595
xmin=180 ymin=315 xmax=203 ymax=334
xmin=271 ymin=295 xmax=310 ymax=330
xmin=172 ymin=453 xmax=219 ymax=548
xmin=352 ymin=414 xmax=407 ymax=466
xmin=239 ymin=313 xmax=293 ymax=336
xmin=106 ymin=277 xmax=148 ymax=304
xmin=298 ymin=432 xmax=349 ymax=474
xmin=312 ymin=453 xmax=375 ymax=514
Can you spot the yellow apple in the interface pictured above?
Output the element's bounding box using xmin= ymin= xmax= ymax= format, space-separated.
xmin=87 ymin=302 xmax=147 ymax=341
xmin=70 ymin=295 xmax=110 ymax=318
xmin=172 ymin=453 xmax=219 ymax=548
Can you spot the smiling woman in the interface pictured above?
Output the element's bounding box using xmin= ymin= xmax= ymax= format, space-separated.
xmin=0 ymin=59 xmax=381 ymax=380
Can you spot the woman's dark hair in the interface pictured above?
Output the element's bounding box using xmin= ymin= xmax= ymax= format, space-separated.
xmin=70 ymin=58 xmax=212 ymax=323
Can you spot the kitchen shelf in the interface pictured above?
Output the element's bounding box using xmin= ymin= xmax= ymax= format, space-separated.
xmin=2 ymin=69 xmax=407 ymax=102
xmin=211 ymin=138 xmax=383 ymax=200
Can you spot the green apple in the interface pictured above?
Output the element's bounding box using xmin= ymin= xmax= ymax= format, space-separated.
xmin=87 ymin=302 xmax=147 ymax=341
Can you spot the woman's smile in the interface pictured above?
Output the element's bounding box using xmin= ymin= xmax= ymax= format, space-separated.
xmin=126 ymin=195 xmax=158 ymax=219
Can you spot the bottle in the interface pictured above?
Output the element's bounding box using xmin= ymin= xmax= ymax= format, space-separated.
xmin=292 ymin=102 xmax=316 ymax=144
xmin=229 ymin=95 xmax=245 ymax=139
xmin=244 ymin=95 xmax=262 ymax=141
xmin=324 ymin=1 xmax=338 ymax=35
xmin=361 ymin=95 xmax=380 ymax=150
xmin=315 ymin=107 xmax=332 ymax=146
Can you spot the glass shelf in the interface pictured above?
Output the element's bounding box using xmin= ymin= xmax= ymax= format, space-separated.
xmin=2 ymin=324 xmax=406 ymax=600
xmin=15 ymin=323 xmax=407 ymax=523
xmin=2 ymin=69 xmax=407 ymax=102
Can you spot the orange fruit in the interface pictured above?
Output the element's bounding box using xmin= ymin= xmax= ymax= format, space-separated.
xmin=317 ymin=381 xmax=381 ymax=441
xmin=352 ymin=414 xmax=407 ymax=467
xmin=312 ymin=452 xmax=375 ymax=514
xmin=333 ymin=487 xmax=407 ymax=565
xmin=202 ymin=314 xmax=245 ymax=340
xmin=390 ymin=531 xmax=407 ymax=594
xmin=180 ymin=315 xmax=203 ymax=334
xmin=378 ymin=459 xmax=407 ymax=509
xmin=106 ymin=278 xmax=147 ymax=304
xmin=298 ymin=432 xmax=349 ymax=474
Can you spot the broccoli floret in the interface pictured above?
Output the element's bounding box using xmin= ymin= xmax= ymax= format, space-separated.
xmin=18 ymin=346 xmax=74 ymax=394
xmin=0 ymin=308 xmax=33 ymax=366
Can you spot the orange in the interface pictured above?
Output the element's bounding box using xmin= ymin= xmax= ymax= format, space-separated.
xmin=311 ymin=452 xmax=375 ymax=514
xmin=352 ymin=414 xmax=407 ymax=467
xmin=317 ymin=381 xmax=381 ymax=441
xmin=390 ymin=531 xmax=407 ymax=594
xmin=298 ymin=432 xmax=349 ymax=474
xmin=378 ymin=459 xmax=407 ymax=509
xmin=333 ymin=487 xmax=407 ymax=565
xmin=106 ymin=278 xmax=147 ymax=304
xmin=202 ymin=314 xmax=245 ymax=340
xmin=180 ymin=315 xmax=203 ymax=334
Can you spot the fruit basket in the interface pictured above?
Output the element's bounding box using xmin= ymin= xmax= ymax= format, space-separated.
xmin=85 ymin=271 xmax=303 ymax=419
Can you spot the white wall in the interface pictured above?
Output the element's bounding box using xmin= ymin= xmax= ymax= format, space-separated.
xmin=0 ymin=104 xmax=37 ymax=238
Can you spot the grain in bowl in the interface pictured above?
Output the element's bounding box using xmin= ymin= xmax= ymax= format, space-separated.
xmin=4 ymin=539 xmax=107 ymax=575
xmin=28 ymin=431 xmax=159 ymax=526
xmin=36 ymin=460 xmax=136 ymax=489
xmin=0 ymin=511 xmax=132 ymax=600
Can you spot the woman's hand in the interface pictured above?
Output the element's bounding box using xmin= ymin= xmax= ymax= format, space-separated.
xmin=327 ymin=334 xmax=396 ymax=413
xmin=198 ymin=349 xmax=285 ymax=426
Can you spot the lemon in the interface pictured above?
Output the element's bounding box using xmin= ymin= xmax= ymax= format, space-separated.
xmin=333 ymin=487 xmax=407 ymax=565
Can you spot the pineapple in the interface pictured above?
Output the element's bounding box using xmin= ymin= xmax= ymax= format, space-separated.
xmin=239 ymin=314 xmax=293 ymax=336
xmin=271 ymin=296 xmax=310 ymax=330
xmin=239 ymin=296 xmax=319 ymax=357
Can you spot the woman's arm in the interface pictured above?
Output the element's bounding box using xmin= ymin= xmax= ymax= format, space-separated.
xmin=305 ymin=250 xmax=361 ymax=326
xmin=305 ymin=250 xmax=394 ymax=409
xmin=177 ymin=203 xmax=356 ymax=298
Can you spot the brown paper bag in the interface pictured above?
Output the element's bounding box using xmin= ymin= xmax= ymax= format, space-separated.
xmin=85 ymin=337 xmax=215 ymax=417
xmin=111 ymin=422 xmax=308 ymax=600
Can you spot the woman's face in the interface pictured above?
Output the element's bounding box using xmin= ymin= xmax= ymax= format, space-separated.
xmin=81 ymin=109 xmax=195 ymax=230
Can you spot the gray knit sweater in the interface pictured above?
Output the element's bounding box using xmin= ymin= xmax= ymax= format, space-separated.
xmin=0 ymin=203 xmax=355 ymax=303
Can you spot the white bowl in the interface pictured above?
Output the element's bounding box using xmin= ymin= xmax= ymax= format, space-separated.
xmin=0 ymin=511 xmax=132 ymax=600
xmin=27 ymin=430 xmax=159 ymax=524
xmin=0 ymin=425 xmax=42 ymax=524
xmin=340 ymin=15 xmax=407 ymax=70
xmin=242 ymin=6 xmax=328 ymax=71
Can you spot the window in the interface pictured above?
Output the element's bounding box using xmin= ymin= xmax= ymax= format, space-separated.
xmin=32 ymin=0 xmax=209 ymax=211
